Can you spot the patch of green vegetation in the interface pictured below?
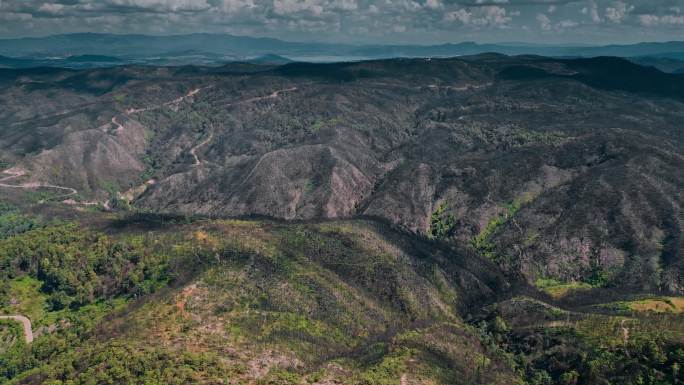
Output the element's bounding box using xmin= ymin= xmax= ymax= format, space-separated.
xmin=358 ymin=347 xmax=412 ymax=385
xmin=139 ymin=154 xmax=157 ymax=182
xmin=535 ymin=278 xmax=593 ymax=299
xmin=428 ymin=202 xmax=456 ymax=240
xmin=598 ymin=297 xmax=684 ymax=315
xmin=22 ymin=190 xmax=61 ymax=204
xmin=0 ymin=276 xmax=47 ymax=322
xmin=17 ymin=341 xmax=234 ymax=385
xmin=512 ymin=129 xmax=567 ymax=147
xmin=234 ymin=311 xmax=352 ymax=348
xmin=0 ymin=201 xmax=40 ymax=239
xmin=303 ymin=178 xmax=318 ymax=196
xmin=258 ymin=368 xmax=303 ymax=385
xmin=474 ymin=303 xmax=684 ymax=385
xmin=0 ymin=222 xmax=173 ymax=311
xmin=309 ymin=117 xmax=339 ymax=134
xmin=471 ymin=197 xmax=528 ymax=260
xmin=0 ymin=158 xmax=11 ymax=170
xmin=99 ymin=180 xmax=120 ymax=198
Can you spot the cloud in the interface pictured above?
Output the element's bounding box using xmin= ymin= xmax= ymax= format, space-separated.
xmin=536 ymin=12 xmax=551 ymax=30
xmin=444 ymin=5 xmax=514 ymax=27
xmin=557 ymin=19 xmax=578 ymax=28
xmin=0 ymin=0 xmax=681 ymax=44
xmin=537 ymin=12 xmax=578 ymax=31
xmin=638 ymin=13 xmax=684 ymax=26
xmin=581 ymin=1 xmax=602 ymax=23
xmin=605 ymin=1 xmax=633 ymax=23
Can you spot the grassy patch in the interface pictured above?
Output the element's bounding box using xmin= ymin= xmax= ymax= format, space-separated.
xmin=535 ymin=278 xmax=592 ymax=299
xmin=428 ymin=202 xmax=456 ymax=240
xmin=600 ymin=297 xmax=684 ymax=314
xmin=471 ymin=196 xmax=532 ymax=261
xmin=1 ymin=276 xmax=47 ymax=322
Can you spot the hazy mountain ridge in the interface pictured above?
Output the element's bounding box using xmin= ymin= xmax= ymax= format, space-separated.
xmin=2 ymin=33 xmax=684 ymax=70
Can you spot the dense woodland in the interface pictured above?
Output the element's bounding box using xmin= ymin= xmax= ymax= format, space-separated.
xmin=0 ymin=201 xmax=680 ymax=385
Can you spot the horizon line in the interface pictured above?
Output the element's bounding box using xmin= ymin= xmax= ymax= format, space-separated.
xmin=0 ymin=32 xmax=682 ymax=48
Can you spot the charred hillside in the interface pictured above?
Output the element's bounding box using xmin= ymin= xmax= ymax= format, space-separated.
xmin=0 ymin=55 xmax=682 ymax=294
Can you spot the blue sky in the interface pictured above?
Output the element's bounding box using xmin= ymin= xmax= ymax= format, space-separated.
xmin=0 ymin=0 xmax=682 ymax=44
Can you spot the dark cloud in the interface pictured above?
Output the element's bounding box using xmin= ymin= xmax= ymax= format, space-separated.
xmin=0 ymin=0 xmax=680 ymax=43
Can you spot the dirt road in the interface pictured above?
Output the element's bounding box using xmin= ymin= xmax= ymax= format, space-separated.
xmin=227 ymin=87 xmax=298 ymax=106
xmin=190 ymin=132 xmax=213 ymax=166
xmin=0 ymin=168 xmax=77 ymax=201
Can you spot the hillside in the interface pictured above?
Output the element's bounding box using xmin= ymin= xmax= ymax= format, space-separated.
xmin=0 ymin=55 xmax=682 ymax=295
xmin=0 ymin=55 xmax=683 ymax=384
xmin=0 ymin=205 xmax=681 ymax=384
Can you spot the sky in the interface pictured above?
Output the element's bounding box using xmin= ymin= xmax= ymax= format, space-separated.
xmin=0 ymin=0 xmax=682 ymax=44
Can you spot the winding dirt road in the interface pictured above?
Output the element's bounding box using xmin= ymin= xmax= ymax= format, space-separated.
xmin=0 ymin=168 xmax=77 ymax=201
xmin=190 ymin=132 xmax=213 ymax=167
xmin=0 ymin=315 xmax=33 ymax=343
xmin=111 ymin=116 xmax=125 ymax=132
xmin=227 ymin=87 xmax=298 ymax=106
xmin=125 ymin=86 xmax=208 ymax=115
xmin=1 ymin=86 xmax=213 ymax=207
xmin=3 ymin=85 xmax=296 ymax=204
xmin=427 ymin=82 xmax=493 ymax=91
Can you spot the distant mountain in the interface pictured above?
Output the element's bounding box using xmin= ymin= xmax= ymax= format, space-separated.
xmin=0 ymin=53 xmax=123 ymax=69
xmin=247 ymin=54 xmax=294 ymax=65
xmin=629 ymin=56 xmax=684 ymax=73
xmin=1 ymin=34 xmax=684 ymax=68
xmin=0 ymin=33 xmax=338 ymax=58
xmin=64 ymin=54 xmax=122 ymax=63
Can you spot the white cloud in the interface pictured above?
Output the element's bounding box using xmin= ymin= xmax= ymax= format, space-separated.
xmin=605 ymin=1 xmax=633 ymax=24
xmin=639 ymin=13 xmax=684 ymax=26
xmin=660 ymin=14 xmax=684 ymax=25
xmin=0 ymin=0 xmax=681 ymax=43
xmin=444 ymin=8 xmax=471 ymax=24
xmin=444 ymin=6 xmax=514 ymax=27
xmin=557 ymin=19 xmax=578 ymax=28
xmin=37 ymin=3 xmax=64 ymax=14
xmin=474 ymin=5 xmax=512 ymax=27
xmin=425 ymin=0 xmax=442 ymax=10
xmin=273 ymin=0 xmax=324 ymax=16
xmin=331 ymin=0 xmax=357 ymax=11
xmin=536 ymin=13 xmax=551 ymax=30
xmin=581 ymin=1 xmax=602 ymax=23
xmin=106 ymin=0 xmax=211 ymax=12
xmin=217 ymin=0 xmax=257 ymax=13
xmin=637 ymin=14 xmax=657 ymax=26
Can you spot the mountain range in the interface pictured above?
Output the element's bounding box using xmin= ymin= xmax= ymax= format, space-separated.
xmin=2 ymin=33 xmax=684 ymax=72
xmin=0 ymin=50 xmax=682 ymax=384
